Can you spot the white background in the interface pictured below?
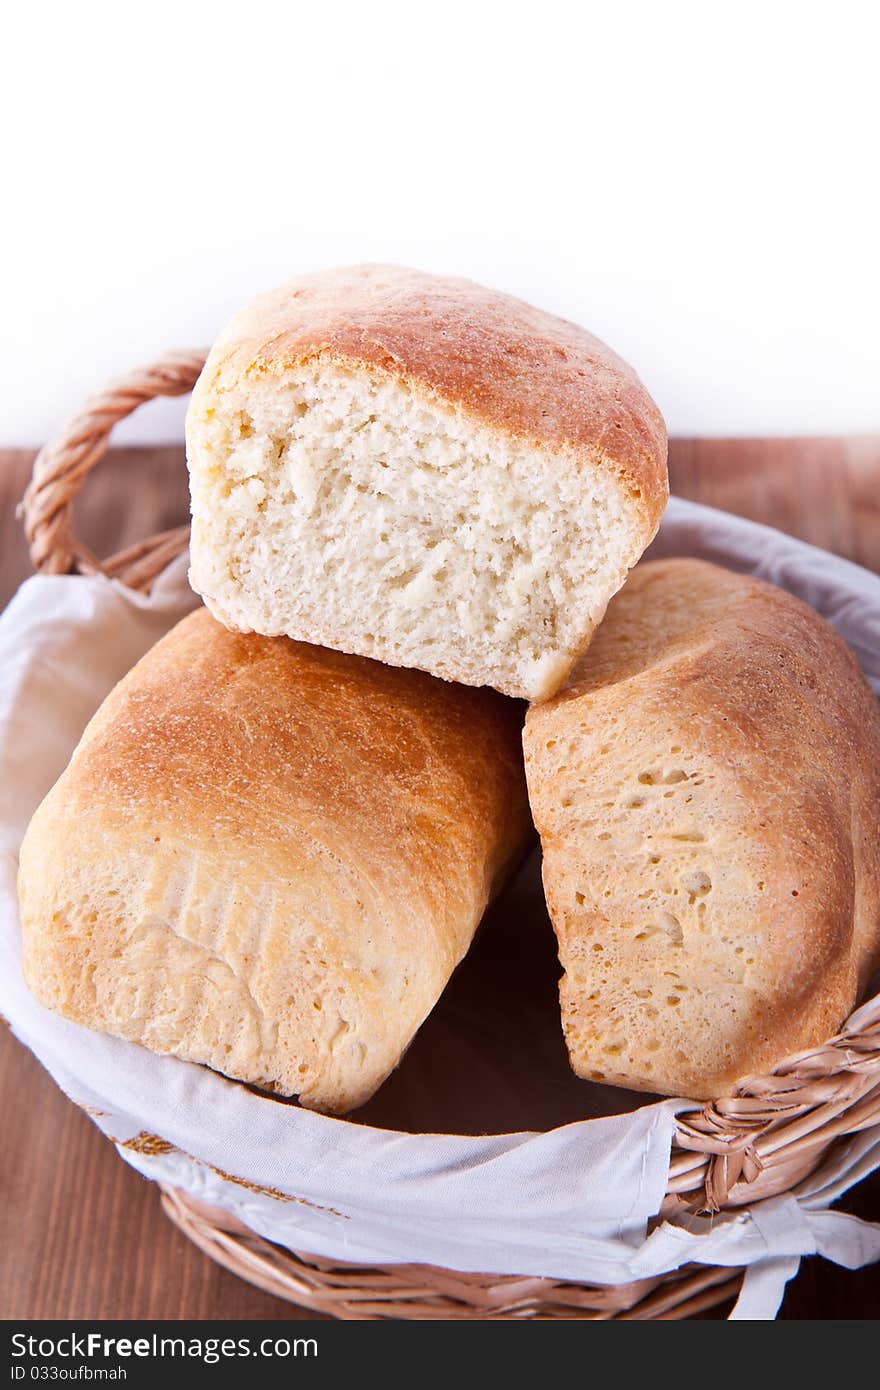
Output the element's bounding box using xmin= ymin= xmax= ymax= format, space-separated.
xmin=4 ymin=2 xmax=878 ymax=444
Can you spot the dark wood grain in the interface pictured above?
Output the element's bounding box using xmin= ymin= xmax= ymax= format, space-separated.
xmin=2 ymin=439 xmax=879 ymax=1320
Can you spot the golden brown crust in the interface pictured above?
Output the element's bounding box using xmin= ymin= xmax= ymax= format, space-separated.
xmin=19 ymin=608 xmax=533 ymax=1113
xmin=524 ymin=558 xmax=880 ymax=1099
xmin=199 ymin=264 xmax=668 ymax=536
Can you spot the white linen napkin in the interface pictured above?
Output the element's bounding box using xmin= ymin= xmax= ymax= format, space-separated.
xmin=2 ymin=498 xmax=879 ymax=1318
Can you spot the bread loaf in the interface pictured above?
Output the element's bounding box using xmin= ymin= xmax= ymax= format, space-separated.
xmin=18 ymin=608 xmax=532 ymax=1113
xmin=523 ymin=558 xmax=880 ymax=1098
xmin=186 ymin=265 xmax=668 ymax=702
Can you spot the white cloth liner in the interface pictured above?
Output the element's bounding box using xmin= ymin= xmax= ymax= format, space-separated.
xmin=2 ymin=496 xmax=879 ymax=1319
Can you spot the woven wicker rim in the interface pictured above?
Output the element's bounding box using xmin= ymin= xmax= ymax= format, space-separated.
xmin=21 ymin=353 xmax=880 ymax=1318
xmin=158 ymin=1187 xmax=744 ymax=1320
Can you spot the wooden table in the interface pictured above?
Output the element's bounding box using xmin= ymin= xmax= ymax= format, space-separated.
xmin=2 ymin=438 xmax=879 ymax=1320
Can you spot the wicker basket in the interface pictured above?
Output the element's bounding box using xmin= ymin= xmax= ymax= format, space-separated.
xmin=19 ymin=352 xmax=880 ymax=1320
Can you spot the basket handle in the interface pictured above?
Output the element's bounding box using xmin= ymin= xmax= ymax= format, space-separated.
xmin=20 ymin=350 xmax=207 ymax=593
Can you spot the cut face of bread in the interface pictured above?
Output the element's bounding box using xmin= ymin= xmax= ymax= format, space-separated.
xmin=190 ymin=363 xmax=644 ymax=701
xmin=186 ymin=266 xmax=668 ymax=702
xmin=523 ymin=558 xmax=880 ymax=1100
xmin=18 ymin=609 xmax=532 ymax=1115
